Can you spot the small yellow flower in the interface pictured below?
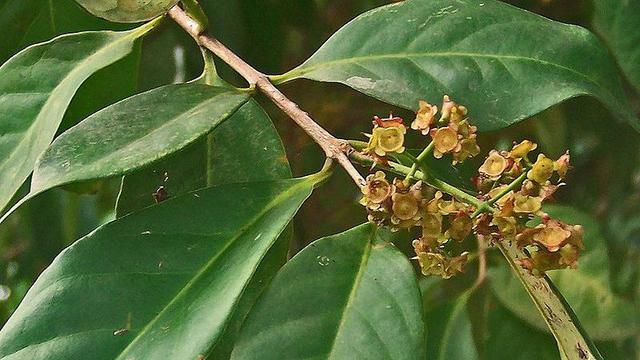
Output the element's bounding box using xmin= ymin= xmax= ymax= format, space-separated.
xmin=444 ymin=252 xmax=469 ymax=277
xmin=430 ymin=126 xmax=460 ymax=158
xmin=479 ymin=150 xmax=509 ymax=180
xmin=509 ymin=140 xmax=537 ymax=160
xmin=453 ymin=137 xmax=480 ymax=164
xmin=411 ymin=100 xmax=438 ymax=135
xmin=513 ymin=193 xmax=542 ymax=214
xmin=533 ymin=220 xmax=572 ymax=252
xmin=492 ymin=216 xmax=518 ymax=238
xmin=528 ymin=154 xmax=554 ymax=184
xmin=392 ymin=192 xmax=420 ymax=221
xmin=447 ymin=214 xmax=473 ymax=241
xmin=360 ymin=171 xmax=392 ymax=207
xmin=416 ymin=252 xmax=447 ymax=277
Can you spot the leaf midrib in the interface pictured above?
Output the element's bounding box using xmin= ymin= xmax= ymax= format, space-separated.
xmin=115 ymin=178 xmax=313 ymax=359
xmin=325 ymin=227 xmax=376 ymax=359
xmin=279 ymin=51 xmax=615 ymax=103
xmin=32 ymin=90 xmax=247 ymax=191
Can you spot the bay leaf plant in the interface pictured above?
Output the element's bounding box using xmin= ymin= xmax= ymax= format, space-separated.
xmin=0 ymin=0 xmax=638 ymax=359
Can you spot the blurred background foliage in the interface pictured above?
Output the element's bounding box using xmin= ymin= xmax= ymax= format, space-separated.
xmin=1 ymin=0 xmax=639 ymax=358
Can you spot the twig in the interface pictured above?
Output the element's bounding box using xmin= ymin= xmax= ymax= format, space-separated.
xmin=167 ymin=6 xmax=365 ymax=187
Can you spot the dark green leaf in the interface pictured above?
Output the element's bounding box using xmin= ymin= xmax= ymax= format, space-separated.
xmin=0 ymin=24 xmax=155 ymax=214
xmin=425 ymin=291 xmax=478 ymax=360
xmin=74 ymin=0 xmax=179 ymax=23
xmin=0 ymin=175 xmax=325 ymax=359
xmin=593 ymin=0 xmax=640 ymax=92
xmin=231 ymin=224 xmax=425 ymax=360
xmin=490 ymin=205 xmax=640 ymax=341
xmin=29 ymin=84 xmax=248 ymax=200
xmin=484 ymin=301 xmax=560 ymax=360
xmin=115 ymin=100 xmax=293 ymax=359
xmin=115 ymin=99 xmax=289 ymax=215
xmin=274 ymin=0 xmax=637 ymax=131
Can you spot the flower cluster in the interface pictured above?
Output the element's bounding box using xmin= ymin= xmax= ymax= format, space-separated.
xmin=473 ymin=141 xmax=581 ymax=276
xmin=412 ymin=95 xmax=480 ymax=164
xmin=360 ymin=172 xmax=473 ymax=278
xmin=358 ymin=96 xmax=582 ymax=278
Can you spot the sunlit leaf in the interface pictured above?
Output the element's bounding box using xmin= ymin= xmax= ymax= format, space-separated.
xmin=0 ymin=24 xmax=155 ymax=214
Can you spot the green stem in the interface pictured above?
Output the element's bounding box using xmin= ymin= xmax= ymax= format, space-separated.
xmin=349 ymin=150 xmax=484 ymax=210
xmin=487 ymin=171 xmax=528 ymax=206
xmin=404 ymin=141 xmax=435 ymax=182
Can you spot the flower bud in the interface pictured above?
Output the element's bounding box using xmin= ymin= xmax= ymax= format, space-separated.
xmin=411 ymin=100 xmax=437 ymax=135
xmin=509 ymin=140 xmax=537 ymax=160
xmin=527 ymin=154 xmax=554 ymax=184
xmin=554 ymin=151 xmax=570 ymax=180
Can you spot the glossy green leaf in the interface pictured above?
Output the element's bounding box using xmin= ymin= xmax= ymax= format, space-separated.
xmin=275 ymin=0 xmax=637 ymax=131
xmin=74 ymin=0 xmax=179 ymax=23
xmin=115 ymin=100 xmax=290 ymax=216
xmin=0 ymin=24 xmax=155 ymax=215
xmin=115 ymin=99 xmax=293 ymax=359
xmin=28 ymin=84 xmax=247 ymax=199
xmin=593 ymin=0 xmax=640 ymax=92
xmin=490 ymin=206 xmax=640 ymax=341
xmin=231 ymin=223 xmax=425 ymax=360
xmin=0 ymin=175 xmax=325 ymax=359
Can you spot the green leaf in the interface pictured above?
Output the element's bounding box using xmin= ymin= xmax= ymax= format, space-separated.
xmin=425 ymin=291 xmax=478 ymax=360
xmin=230 ymin=224 xmax=425 ymax=360
xmin=490 ymin=205 xmax=640 ymax=341
xmin=115 ymin=100 xmax=293 ymax=359
xmin=28 ymin=84 xmax=247 ymax=200
xmin=274 ymin=0 xmax=637 ymax=131
xmin=0 ymin=24 xmax=155 ymax=215
xmin=0 ymin=175 xmax=325 ymax=359
xmin=593 ymin=0 xmax=640 ymax=92
xmin=484 ymin=301 xmax=560 ymax=360
xmin=0 ymin=0 xmax=133 ymax=63
xmin=116 ymin=100 xmax=290 ymax=216
xmin=74 ymin=0 xmax=179 ymax=23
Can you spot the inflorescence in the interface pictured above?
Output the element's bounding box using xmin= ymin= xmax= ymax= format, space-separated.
xmin=358 ymin=95 xmax=583 ymax=278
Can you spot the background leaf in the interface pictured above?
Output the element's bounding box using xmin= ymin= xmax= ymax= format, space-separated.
xmin=275 ymin=0 xmax=637 ymax=131
xmin=29 ymin=84 xmax=247 ymax=200
xmin=0 ymin=25 xmax=153 ymax=215
xmin=74 ymin=0 xmax=179 ymax=23
xmin=489 ymin=205 xmax=640 ymax=341
xmin=424 ymin=291 xmax=478 ymax=360
xmin=592 ymin=0 xmax=640 ymax=92
xmin=231 ymin=224 xmax=425 ymax=360
xmin=0 ymin=176 xmax=323 ymax=359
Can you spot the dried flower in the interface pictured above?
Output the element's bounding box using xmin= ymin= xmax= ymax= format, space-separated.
xmin=554 ymin=151 xmax=571 ymax=180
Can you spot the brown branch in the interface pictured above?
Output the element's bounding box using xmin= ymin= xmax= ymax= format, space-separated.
xmin=167 ymin=6 xmax=365 ymax=187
